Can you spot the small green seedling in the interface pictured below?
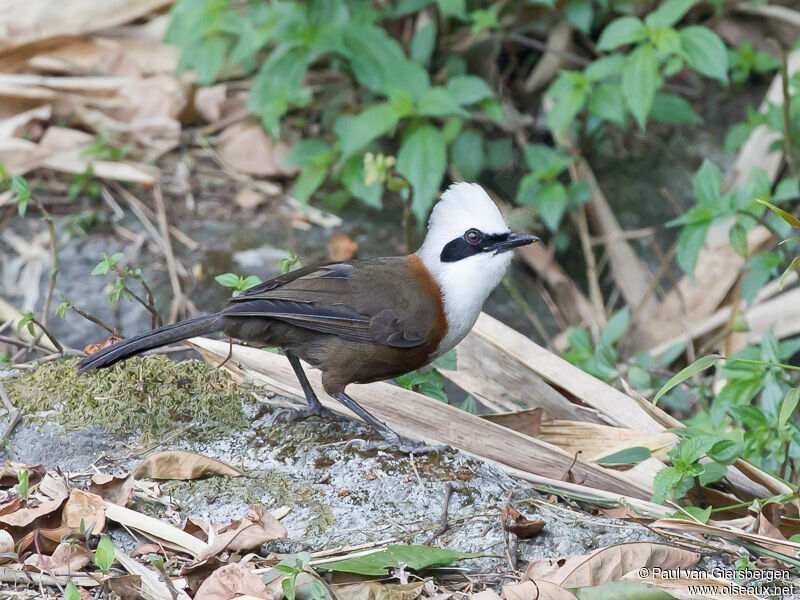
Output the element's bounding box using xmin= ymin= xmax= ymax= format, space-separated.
xmin=94 ymin=534 xmax=115 ymax=574
xmin=14 ymin=469 xmax=29 ymax=499
xmin=215 ymin=273 xmax=262 ymax=297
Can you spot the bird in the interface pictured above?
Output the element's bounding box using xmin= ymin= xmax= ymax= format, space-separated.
xmin=79 ymin=182 xmax=538 ymax=452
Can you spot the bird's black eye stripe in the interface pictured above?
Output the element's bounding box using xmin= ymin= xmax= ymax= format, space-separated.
xmin=440 ymin=232 xmax=510 ymax=262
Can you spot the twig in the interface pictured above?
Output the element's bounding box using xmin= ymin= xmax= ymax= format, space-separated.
xmin=424 ymin=482 xmax=454 ymax=545
xmin=29 ymin=315 xmax=62 ymax=354
xmin=153 ymin=184 xmax=185 ymax=323
xmin=504 ymin=32 xmax=590 ymax=67
xmin=33 ymin=199 xmax=58 ymax=328
xmin=0 ymin=380 xmax=20 ymax=445
xmin=780 ymin=47 xmax=798 ymax=179
xmin=572 ymin=205 xmax=606 ymax=324
xmin=65 ymin=299 xmax=121 ymax=337
xmin=409 ymin=453 xmax=425 ymax=491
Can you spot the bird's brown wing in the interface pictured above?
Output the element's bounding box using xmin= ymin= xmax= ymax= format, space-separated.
xmin=222 ymin=259 xmax=436 ymax=348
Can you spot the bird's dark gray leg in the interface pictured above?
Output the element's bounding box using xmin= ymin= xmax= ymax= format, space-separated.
xmin=286 ymin=352 xmax=338 ymax=419
xmin=333 ymin=391 xmax=445 ymax=454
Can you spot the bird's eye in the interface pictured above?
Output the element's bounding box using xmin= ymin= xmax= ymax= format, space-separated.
xmin=465 ymin=229 xmax=481 ymax=244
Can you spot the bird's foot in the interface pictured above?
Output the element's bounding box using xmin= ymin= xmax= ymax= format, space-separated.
xmin=345 ymin=434 xmax=447 ymax=454
xmin=271 ymin=403 xmax=342 ymax=424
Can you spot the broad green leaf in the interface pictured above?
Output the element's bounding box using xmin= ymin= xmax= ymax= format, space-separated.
xmin=294 ymin=164 xmax=328 ymax=203
xmin=446 ymin=75 xmax=493 ymax=105
xmin=65 ymin=582 xmax=81 ymax=600
xmin=756 ymin=198 xmax=800 ymax=227
xmin=779 ymin=387 xmax=800 ymax=427
xmin=340 ymin=158 xmax=383 ymax=209
xmin=652 ymin=466 xmax=686 ymax=503
xmin=708 ymin=434 xmax=742 ymax=465
xmin=779 ymin=256 xmax=800 ymax=290
xmin=653 ymin=354 xmax=720 ymax=404
xmin=645 ymin=0 xmax=696 ymax=28
xmin=649 ymin=93 xmax=703 ymax=124
xmin=725 ymin=122 xmax=753 ymax=154
xmin=192 ymin=36 xmax=229 ymax=84
xmin=94 ymin=534 xmax=115 ymax=573
xmin=523 ymin=144 xmax=572 ymax=179
xmin=215 ymin=273 xmax=241 ymax=288
xmin=729 ymin=223 xmax=748 ymax=258
xmin=565 ymin=0 xmax=593 ymax=34
xmin=545 ymin=72 xmax=589 ymax=132
xmin=536 ymin=182 xmax=568 ymax=231
xmin=573 ymin=581 xmax=674 ymax=600
xmin=396 ymin=124 xmax=446 ymax=221
xmin=410 ymin=21 xmax=436 ymax=66
xmin=676 ymin=220 xmax=710 ymax=277
xmin=567 ymin=327 xmax=593 ymax=355
xmin=589 ymin=82 xmax=626 ymax=126
xmin=774 ymin=178 xmax=800 ymax=201
xmin=287 ymin=140 xmax=330 ymax=167
xmin=670 ymin=505 xmax=711 ymax=523
xmin=680 ymin=26 xmax=729 ymax=82
xmin=595 ymin=446 xmax=651 ymax=465
xmin=597 ymin=16 xmax=647 ymax=51
xmin=415 ymin=87 xmax=470 ymax=118
xmin=486 ymin=138 xmax=513 ymax=170
xmin=601 ymin=307 xmax=630 ymax=347
xmin=340 ymin=103 xmax=403 ymax=158
xmin=621 ymin=44 xmax=660 ymax=129
xmin=450 ymin=129 xmax=485 ymax=180
xmin=317 ymin=545 xmax=481 ymax=575
xmin=698 ymin=461 xmax=727 ymax=486
xmin=436 ymin=0 xmax=467 ymax=18
xmin=693 ymin=159 xmax=722 ymax=206
xmin=584 ymin=55 xmax=625 ymax=81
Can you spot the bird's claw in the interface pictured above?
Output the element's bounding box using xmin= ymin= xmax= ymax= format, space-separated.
xmin=271 ymin=404 xmax=342 ymax=424
xmin=345 ymin=435 xmax=447 ymax=454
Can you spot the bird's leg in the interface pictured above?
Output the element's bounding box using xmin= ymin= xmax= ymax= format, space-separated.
xmin=333 ymin=391 xmax=445 ymax=454
xmin=285 ymin=352 xmax=338 ymax=420
xmin=217 ymin=336 xmax=234 ymax=369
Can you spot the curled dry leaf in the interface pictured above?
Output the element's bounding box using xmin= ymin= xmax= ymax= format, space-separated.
xmin=501 ymin=506 xmax=545 ymax=539
xmin=0 ymin=497 xmax=24 ymax=516
xmin=335 ymin=581 xmax=426 ymax=600
xmin=133 ymin=450 xmax=246 ymax=480
xmin=89 ymin=473 xmax=135 ymax=506
xmin=217 ymin=122 xmax=295 ymax=177
xmin=234 ymin=188 xmax=267 ymax=210
xmin=130 ymin=543 xmax=163 ymax=558
xmin=523 ymin=542 xmax=700 ymax=588
xmin=195 ymin=85 xmax=227 ymax=123
xmin=38 ymin=473 xmax=70 ymax=501
xmin=327 ymin=232 xmax=358 ymax=262
xmin=63 ymin=489 xmax=106 ymax=533
xmin=503 ymin=581 xmax=579 ymax=600
xmin=198 ymin=505 xmax=288 ymax=560
xmin=23 ymin=541 xmax=91 ymax=575
xmin=194 ymin=563 xmax=273 ymax=600
xmin=84 ymin=337 xmax=123 ymax=356
xmin=106 ymin=574 xmax=144 ymax=600
xmin=0 ymin=497 xmax=64 ymax=529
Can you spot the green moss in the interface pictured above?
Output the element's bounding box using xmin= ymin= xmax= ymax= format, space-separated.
xmin=6 ymin=356 xmax=252 ymax=442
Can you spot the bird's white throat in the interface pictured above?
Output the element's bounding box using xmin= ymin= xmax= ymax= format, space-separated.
xmin=415 ymin=183 xmax=513 ymax=355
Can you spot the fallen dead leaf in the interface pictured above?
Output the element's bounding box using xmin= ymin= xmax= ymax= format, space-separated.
xmin=195 ymin=563 xmax=273 ymax=600
xmin=327 ymin=232 xmax=358 ymax=262
xmin=481 ymin=409 xmax=542 ymax=437
xmin=89 ymin=473 xmax=135 ymax=506
xmin=106 ymin=574 xmax=144 ymax=600
xmin=195 ymin=85 xmax=227 ymax=123
xmin=198 ymin=505 xmax=288 ymax=560
xmin=62 ymin=489 xmax=106 ymax=533
xmin=84 ymin=337 xmax=123 ymax=356
xmin=524 ymin=542 xmax=700 ymax=588
xmin=0 ymin=497 xmax=63 ymax=529
xmin=623 ymin=570 xmax=761 ymax=600
xmin=234 ymin=188 xmax=267 ymax=210
xmin=38 ymin=473 xmax=70 ymax=501
xmin=217 ymin=121 xmax=295 ymax=177
xmin=503 ymin=580 xmax=578 ymax=600
xmin=0 ymin=463 xmax=45 ymax=487
xmin=335 ymin=581 xmax=426 ymax=600
xmin=502 ymin=506 xmax=545 ymax=539
xmin=24 ymin=541 xmax=91 ymax=575
xmin=0 ymin=530 xmax=13 ymax=559
xmin=130 ymin=543 xmax=163 ymax=558
xmin=104 ymin=501 xmax=207 ymax=557
xmin=133 ymin=450 xmax=246 ymax=480
xmin=0 ymin=497 xmax=24 ymax=516
xmin=337 ymin=488 xmax=351 ymax=497
xmin=471 ymin=591 xmax=503 ymax=600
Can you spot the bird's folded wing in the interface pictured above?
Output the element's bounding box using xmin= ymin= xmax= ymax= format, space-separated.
xmin=222 ymin=262 xmax=427 ymax=348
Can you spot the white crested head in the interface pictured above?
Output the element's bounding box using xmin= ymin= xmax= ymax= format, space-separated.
xmin=416 ymin=182 xmax=534 ymax=355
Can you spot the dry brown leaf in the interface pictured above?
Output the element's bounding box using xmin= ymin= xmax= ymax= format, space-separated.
xmin=115 ymin=550 xmax=192 ymax=600
xmin=24 ymin=542 xmax=91 ymax=575
xmin=0 ymin=497 xmax=63 ymax=528
xmin=195 ymin=85 xmax=227 ymax=123
xmin=217 ymin=122 xmax=295 ymax=176
xmin=335 ymin=581 xmax=425 ymax=600
xmin=104 ymin=501 xmax=207 ymax=557
xmin=63 ymin=489 xmax=106 ymax=533
xmin=471 ymin=591 xmax=503 ymax=600
xmin=234 ymin=188 xmax=267 ymax=209
xmin=38 ymin=473 xmax=70 ymax=501
xmin=106 ymin=574 xmax=144 ymax=600
xmin=0 ymin=463 xmax=45 ymax=487
xmin=652 ymin=518 xmax=800 ymax=554
xmin=754 ymin=502 xmax=786 ymax=545
xmin=503 ymin=581 xmax=579 ymax=600
xmin=0 ymin=497 xmax=24 ymax=516
xmin=133 ymin=450 xmax=246 ymax=480
xmin=89 ymin=473 xmax=135 ymax=506
xmin=84 ymin=337 xmax=123 ymax=356
xmin=501 ymin=506 xmax=545 ymax=539
xmin=482 ymin=409 xmax=543 ymax=437
xmin=198 ymin=505 xmax=288 ymax=560
xmin=195 ymin=563 xmax=273 ymax=600
xmin=327 ymin=232 xmax=358 ymax=262
xmin=524 ymin=542 xmax=700 ymax=588
xmin=130 ymin=543 xmax=163 ymax=558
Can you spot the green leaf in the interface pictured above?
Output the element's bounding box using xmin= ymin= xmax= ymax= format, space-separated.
xmin=708 ymin=434 xmax=742 ymax=465
xmin=523 ymin=144 xmax=572 ymax=179
xmin=693 ymin=159 xmax=722 ymax=206
xmin=621 ymin=44 xmax=660 ymax=129
xmin=729 ymin=223 xmax=748 ymax=258
xmin=653 ymin=354 xmax=720 ymax=404
xmin=282 ymin=576 xmax=297 ymax=600
xmin=584 ymin=55 xmax=625 ymax=81
xmin=573 ymin=581 xmax=675 ymax=600
xmin=780 ymin=256 xmax=800 ymax=290
xmin=340 ymin=103 xmax=403 ymax=158
xmin=597 ymin=16 xmax=647 ymax=51
xmin=410 ymin=21 xmax=436 ymax=66
xmin=676 ymin=220 xmax=710 ymax=277
xmin=535 ymin=182 xmax=568 ymax=231
xmin=486 ymin=138 xmax=513 ymax=171
xmin=589 ymin=82 xmax=626 ymax=126
xmin=415 ymin=87 xmax=470 ymax=118
xmin=652 ymin=466 xmax=686 ymax=503
xmin=601 ymin=307 xmax=630 ymax=347
xmin=774 ymin=178 xmax=800 ymax=201
xmin=14 ymin=469 xmax=28 ymax=498
xmin=192 ymin=35 xmax=229 ymax=85
xmin=215 ymin=273 xmax=242 ymax=289
xmin=725 ymin=122 xmax=753 ymax=153
xmin=437 ymin=0 xmax=467 ymax=18
xmin=698 ymin=461 xmax=727 ymax=486
xmin=94 ymin=534 xmax=115 ymax=574
xmin=645 ymin=0 xmax=696 ymax=28
xmin=431 ymin=348 xmax=457 ymax=371
xmin=567 ymin=327 xmax=593 ymax=355
xmin=680 ymin=26 xmax=729 ymax=82
xmin=446 ymin=75 xmax=493 ymax=105
xmin=756 ymin=198 xmax=800 ymax=227
xmin=451 ymin=130 xmax=485 ymax=180
xmin=396 ymin=124 xmax=446 ymax=222
xmin=545 ymin=73 xmax=589 ymax=132
xmin=649 ymin=93 xmax=703 ymax=124
xmin=64 ymin=581 xmax=82 ymax=600
xmin=595 ymin=446 xmax=651 ymax=465
xmin=317 ymin=545 xmax=481 ymax=575
xmin=565 ymin=0 xmax=593 ymax=34
xmin=780 ymin=387 xmax=800 ymax=427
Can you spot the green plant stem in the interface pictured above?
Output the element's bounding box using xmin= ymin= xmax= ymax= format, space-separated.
xmin=111 ymin=266 xmax=162 ymax=329
xmin=29 ymin=316 xmax=62 ymax=355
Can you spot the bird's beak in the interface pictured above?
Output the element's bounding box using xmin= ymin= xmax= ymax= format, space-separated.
xmin=492 ymin=232 xmax=539 ymax=254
